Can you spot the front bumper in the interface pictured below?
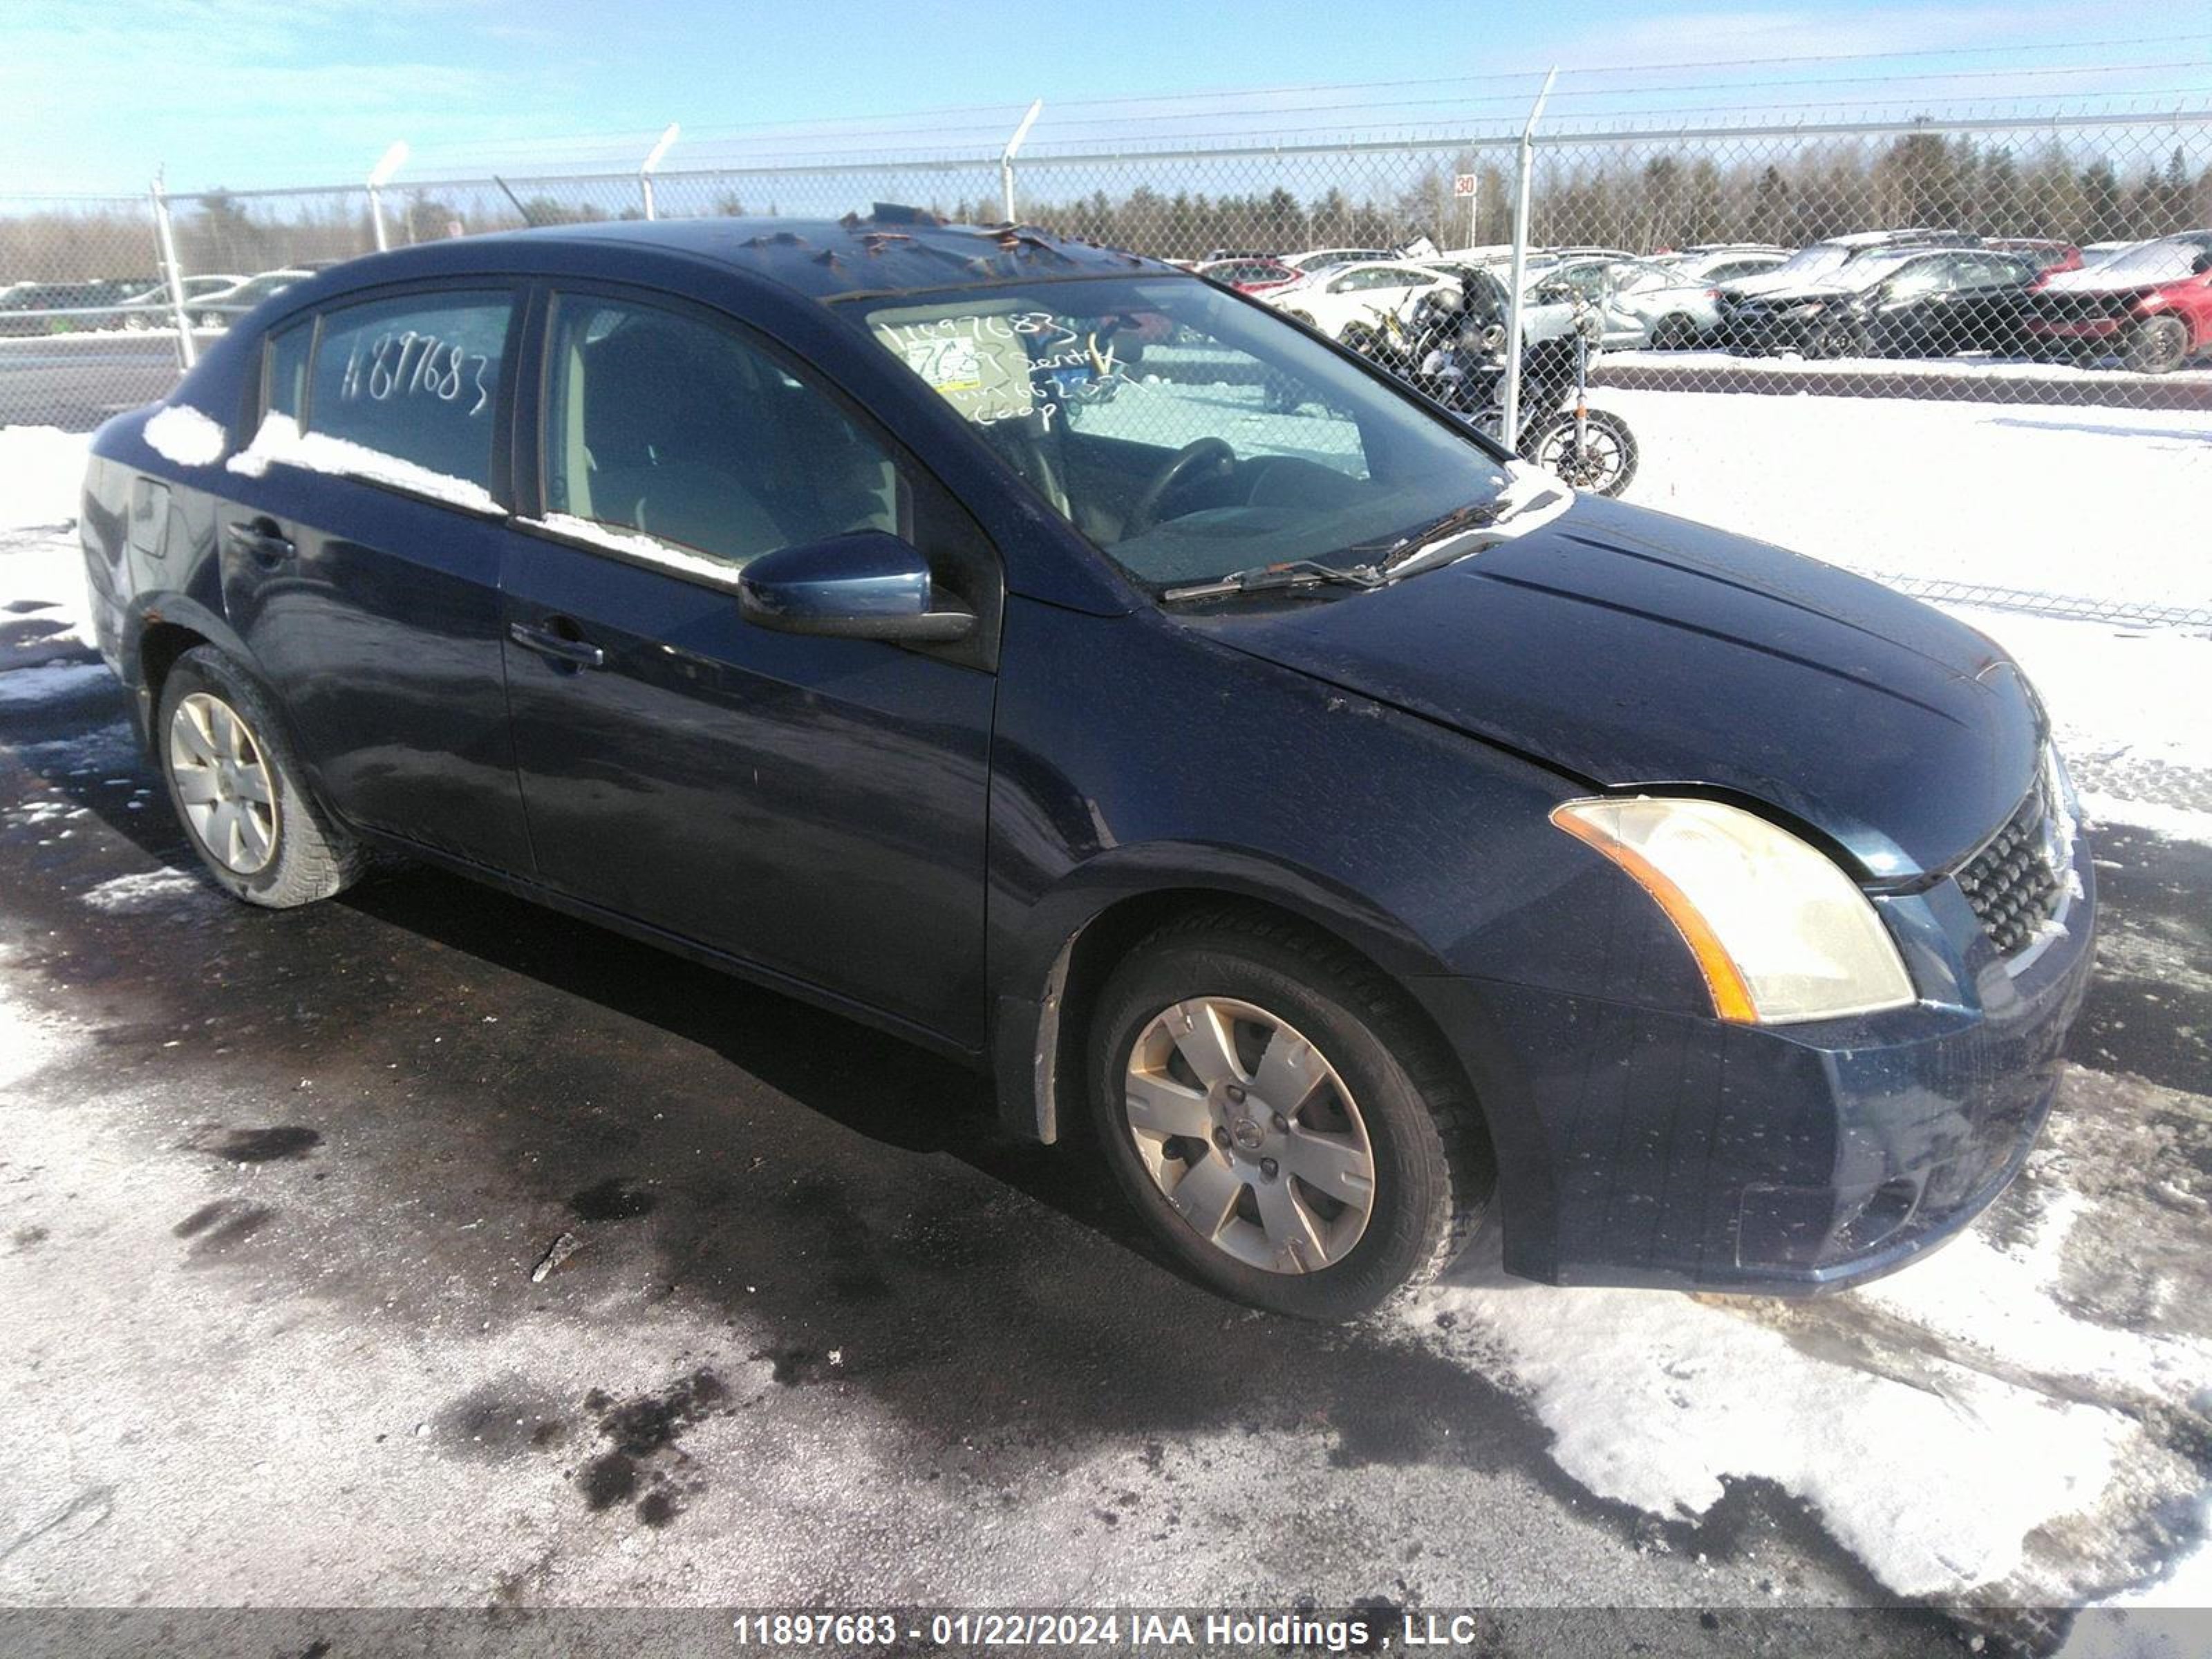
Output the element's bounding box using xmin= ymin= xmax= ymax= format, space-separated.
xmin=1417 ymin=824 xmax=2097 ymax=1294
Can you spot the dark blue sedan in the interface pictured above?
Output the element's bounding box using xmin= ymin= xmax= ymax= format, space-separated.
xmin=77 ymin=209 xmax=2094 ymax=1320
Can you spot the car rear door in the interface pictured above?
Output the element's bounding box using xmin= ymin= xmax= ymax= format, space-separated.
xmin=496 ymin=284 xmax=1000 ymax=1048
xmin=217 ymin=284 xmax=536 ymax=872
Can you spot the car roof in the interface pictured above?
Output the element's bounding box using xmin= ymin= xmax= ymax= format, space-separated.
xmin=283 ymin=210 xmax=1172 ymax=308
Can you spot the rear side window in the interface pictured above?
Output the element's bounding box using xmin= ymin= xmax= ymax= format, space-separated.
xmin=305 ymin=292 xmax=513 ymax=489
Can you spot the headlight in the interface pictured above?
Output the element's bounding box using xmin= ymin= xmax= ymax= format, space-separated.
xmin=1552 ymin=796 xmax=1916 ymax=1024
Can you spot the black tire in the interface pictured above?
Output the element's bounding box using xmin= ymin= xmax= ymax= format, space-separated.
xmin=2123 ymin=315 xmax=2191 ymax=375
xmin=156 ymin=646 xmax=368 ymax=908
xmin=1650 ymin=312 xmax=1698 ymax=350
xmin=1535 ymin=409 xmax=1640 ymax=498
xmin=1811 ymin=316 xmax=1868 ymax=359
xmin=1086 ymin=910 xmax=1492 ymax=1322
xmin=1340 ymin=322 xmax=1379 ymax=357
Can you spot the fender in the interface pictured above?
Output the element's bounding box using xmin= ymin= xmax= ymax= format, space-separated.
xmin=988 ymin=839 xmax=1456 ymax=1143
xmin=117 ymin=589 xmax=252 ymax=743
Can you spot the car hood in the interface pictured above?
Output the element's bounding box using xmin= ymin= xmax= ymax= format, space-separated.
xmin=1730 ymin=280 xmax=1863 ymax=306
xmin=1183 ymin=493 xmax=2041 ymax=881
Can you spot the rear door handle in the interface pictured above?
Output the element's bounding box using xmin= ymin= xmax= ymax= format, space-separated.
xmin=507 ymin=619 xmax=606 ymax=670
xmin=225 ymin=518 xmax=294 ymax=567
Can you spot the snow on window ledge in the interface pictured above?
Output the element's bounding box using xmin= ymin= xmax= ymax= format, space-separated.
xmin=225 ymin=414 xmax=503 ymax=517
xmin=514 ymin=513 xmax=747 ymax=590
xmin=142 ymin=404 xmax=229 ymax=469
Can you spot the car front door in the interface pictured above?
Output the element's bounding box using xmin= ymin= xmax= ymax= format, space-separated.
xmin=218 ymin=285 xmax=536 ymax=872
xmin=1871 ymin=256 xmax=1958 ymax=353
xmin=1951 ymin=253 xmax=2034 ymax=350
xmin=496 ymin=286 xmax=1000 ymax=1047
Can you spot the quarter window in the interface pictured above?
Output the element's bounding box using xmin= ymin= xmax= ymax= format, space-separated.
xmin=304 ymin=292 xmax=513 ymax=490
xmin=543 ymin=295 xmax=904 ymax=568
xmin=265 ymin=321 xmax=310 ymax=421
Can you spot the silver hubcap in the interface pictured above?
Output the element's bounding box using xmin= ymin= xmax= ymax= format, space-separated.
xmin=169 ymin=691 xmax=278 ymax=875
xmin=1123 ymin=997 xmax=1376 ymax=1275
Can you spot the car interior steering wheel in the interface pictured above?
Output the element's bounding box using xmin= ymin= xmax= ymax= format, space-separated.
xmin=1124 ymin=438 xmax=1236 ymax=536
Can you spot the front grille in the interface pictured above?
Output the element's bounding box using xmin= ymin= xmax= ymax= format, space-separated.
xmin=1956 ymin=778 xmax=2063 ymax=957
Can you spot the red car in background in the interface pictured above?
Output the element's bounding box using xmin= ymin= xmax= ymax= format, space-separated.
xmin=2023 ymin=231 xmax=2212 ymax=372
xmin=1195 ymin=256 xmax=1300 ymax=296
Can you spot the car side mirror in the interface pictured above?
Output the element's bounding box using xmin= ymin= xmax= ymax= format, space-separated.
xmin=2193 ymin=252 xmax=2212 ymax=275
xmin=738 ymin=530 xmax=975 ymax=644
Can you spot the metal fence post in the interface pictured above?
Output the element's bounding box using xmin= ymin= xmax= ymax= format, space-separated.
xmin=1499 ymin=67 xmax=1557 ymax=456
xmin=639 ymin=124 xmax=680 ymax=220
xmin=149 ymin=172 xmax=197 ymax=371
xmin=366 ymin=141 xmax=409 ymax=252
xmin=1000 ymin=100 xmax=1044 ymax=223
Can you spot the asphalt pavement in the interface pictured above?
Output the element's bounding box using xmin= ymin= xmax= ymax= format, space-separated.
xmin=0 ymin=624 xmax=2205 ymax=1657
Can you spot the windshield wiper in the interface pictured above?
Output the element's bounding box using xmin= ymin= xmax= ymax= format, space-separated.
xmin=1376 ymin=485 xmax=1563 ymax=582
xmin=1161 ymin=559 xmax=1384 ymax=604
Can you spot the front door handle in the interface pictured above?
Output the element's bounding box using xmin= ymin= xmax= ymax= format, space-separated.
xmin=507 ymin=619 xmax=606 ymax=670
xmin=225 ymin=518 xmax=294 ymax=568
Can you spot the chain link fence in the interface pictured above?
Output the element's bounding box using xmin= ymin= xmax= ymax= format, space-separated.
xmin=3 ymin=92 xmax=2206 ymax=623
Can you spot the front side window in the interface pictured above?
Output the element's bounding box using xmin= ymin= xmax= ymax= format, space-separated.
xmin=305 ymin=292 xmax=514 ymax=489
xmin=543 ymin=295 xmax=903 ymax=568
xmin=854 ymin=276 xmax=1513 ymax=593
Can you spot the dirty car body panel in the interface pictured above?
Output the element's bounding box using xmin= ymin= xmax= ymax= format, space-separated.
xmin=80 ymin=214 xmax=2096 ymax=1297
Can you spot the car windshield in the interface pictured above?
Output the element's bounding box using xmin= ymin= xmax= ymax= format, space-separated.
xmin=2084 ymin=236 xmax=2212 ymax=283
xmin=852 ymin=276 xmax=1512 ymax=594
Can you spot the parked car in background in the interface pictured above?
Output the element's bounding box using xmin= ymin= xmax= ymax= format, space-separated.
xmin=1657 ymin=247 xmax=1791 ymax=285
xmin=191 ymin=269 xmax=312 ymax=329
xmin=1195 ymin=256 xmax=1302 ymax=296
xmin=1530 ymin=256 xmax=1725 ymax=349
xmin=1278 ymin=246 xmax=1396 ymax=274
xmin=0 ymin=279 xmax=142 ymax=336
xmin=111 ymin=274 xmax=248 ymax=331
xmin=1722 ymin=246 xmax=2038 ymax=358
xmin=2021 ymin=231 xmax=2212 ymax=373
xmin=1720 ymin=229 xmax=1984 ymax=305
xmin=1987 ymin=238 xmax=2083 ymax=276
xmin=1267 ymin=259 xmax=1457 ymax=344
xmin=79 ymin=212 xmax=2096 ymax=1320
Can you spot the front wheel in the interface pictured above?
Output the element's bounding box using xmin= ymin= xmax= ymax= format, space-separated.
xmin=2124 ymin=315 xmax=2191 ymax=375
xmin=156 ymin=646 xmax=368 ymax=908
xmin=1811 ymin=316 xmax=1868 ymax=359
xmin=1087 ymin=911 xmax=1490 ymax=1321
xmin=1532 ymin=409 xmax=1639 ymax=497
xmin=1650 ymin=312 xmax=1699 ymax=350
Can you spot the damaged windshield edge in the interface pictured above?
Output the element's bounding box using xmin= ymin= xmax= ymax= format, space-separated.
xmin=843 ymin=276 xmax=1515 ymax=598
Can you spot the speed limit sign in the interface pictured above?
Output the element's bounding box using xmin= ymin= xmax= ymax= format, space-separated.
xmin=1453 ymin=173 xmax=1478 ymax=197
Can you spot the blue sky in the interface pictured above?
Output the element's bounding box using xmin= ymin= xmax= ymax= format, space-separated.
xmin=3 ymin=0 xmax=2203 ymax=196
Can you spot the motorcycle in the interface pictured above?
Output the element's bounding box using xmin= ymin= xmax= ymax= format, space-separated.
xmin=1353 ymin=284 xmax=1640 ymax=498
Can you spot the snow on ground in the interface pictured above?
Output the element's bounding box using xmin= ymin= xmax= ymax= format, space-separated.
xmin=1614 ymin=390 xmax=2212 ymax=617
xmin=0 ymin=425 xmax=87 ymax=532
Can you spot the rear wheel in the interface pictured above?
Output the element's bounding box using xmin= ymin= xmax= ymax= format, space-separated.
xmin=2124 ymin=315 xmax=2191 ymax=375
xmin=1087 ymin=911 xmax=1490 ymax=1321
xmin=156 ymin=647 xmax=367 ymax=908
